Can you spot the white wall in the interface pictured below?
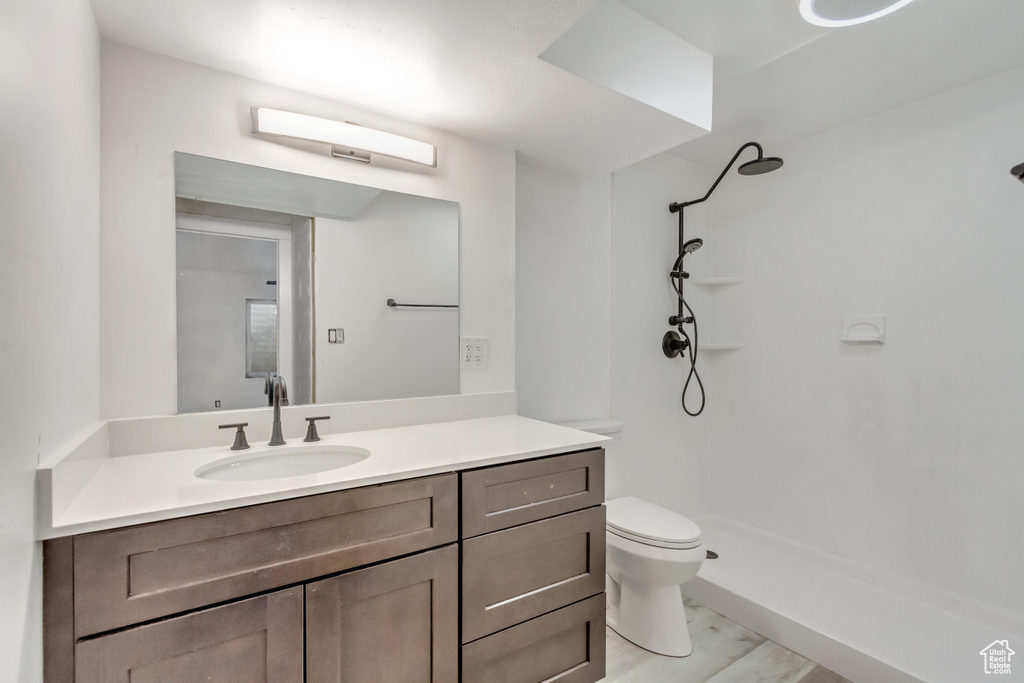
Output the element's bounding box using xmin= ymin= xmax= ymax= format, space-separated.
xmin=101 ymin=42 xmax=515 ymax=418
xmin=315 ymin=193 xmax=459 ymax=403
xmin=708 ymin=64 xmax=1024 ymax=620
xmin=516 ymin=156 xmax=713 ymax=516
xmin=610 ymin=154 xmax=714 ymax=517
xmin=515 ymin=166 xmax=613 ymax=424
xmin=0 ymin=1 xmax=101 ymax=679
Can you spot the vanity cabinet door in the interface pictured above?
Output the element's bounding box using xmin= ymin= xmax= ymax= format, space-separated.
xmin=74 ymin=586 xmax=303 ymax=683
xmin=306 ymin=544 xmax=458 ymax=682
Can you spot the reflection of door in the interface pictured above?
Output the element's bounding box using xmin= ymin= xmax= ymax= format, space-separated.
xmin=175 ymin=213 xmax=295 ymax=413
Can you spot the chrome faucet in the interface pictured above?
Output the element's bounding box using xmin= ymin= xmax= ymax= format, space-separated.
xmin=269 ymin=375 xmax=289 ymax=446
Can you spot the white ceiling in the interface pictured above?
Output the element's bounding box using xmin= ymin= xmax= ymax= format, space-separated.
xmin=657 ymin=0 xmax=1024 ymax=168
xmin=90 ymin=0 xmax=1024 ymax=177
xmin=539 ymin=0 xmax=712 ymax=127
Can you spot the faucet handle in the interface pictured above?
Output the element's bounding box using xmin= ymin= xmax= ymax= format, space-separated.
xmin=219 ymin=423 xmax=250 ymax=451
xmin=303 ymin=416 xmax=330 ymax=443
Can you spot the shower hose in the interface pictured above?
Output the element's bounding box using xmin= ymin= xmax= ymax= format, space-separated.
xmin=670 ymin=251 xmax=706 ymax=416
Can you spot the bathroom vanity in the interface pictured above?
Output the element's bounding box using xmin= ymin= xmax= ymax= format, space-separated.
xmin=40 ymin=416 xmax=607 ymax=683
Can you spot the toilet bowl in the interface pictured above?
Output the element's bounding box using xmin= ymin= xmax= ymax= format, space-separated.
xmin=605 ymin=496 xmax=704 ymax=657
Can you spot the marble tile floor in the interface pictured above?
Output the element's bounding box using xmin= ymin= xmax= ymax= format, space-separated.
xmin=603 ymin=597 xmax=852 ymax=682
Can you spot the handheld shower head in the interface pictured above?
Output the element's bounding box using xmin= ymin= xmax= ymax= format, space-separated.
xmin=682 ymin=238 xmax=703 ymax=255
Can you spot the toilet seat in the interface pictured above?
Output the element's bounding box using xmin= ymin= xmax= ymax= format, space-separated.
xmin=607 ymin=526 xmax=701 ymax=550
xmin=606 ymin=496 xmax=701 ymax=549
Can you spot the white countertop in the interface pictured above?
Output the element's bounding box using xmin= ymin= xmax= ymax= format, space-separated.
xmin=38 ymin=415 xmax=609 ymax=538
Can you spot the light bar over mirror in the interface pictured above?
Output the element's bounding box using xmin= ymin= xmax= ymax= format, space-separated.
xmin=251 ymin=107 xmax=437 ymax=167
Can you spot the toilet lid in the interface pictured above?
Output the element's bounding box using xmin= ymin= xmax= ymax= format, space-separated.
xmin=606 ymin=496 xmax=701 ymax=546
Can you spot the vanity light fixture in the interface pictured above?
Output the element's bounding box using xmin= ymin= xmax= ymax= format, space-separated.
xmin=799 ymin=0 xmax=918 ymax=27
xmin=251 ymin=107 xmax=437 ymax=167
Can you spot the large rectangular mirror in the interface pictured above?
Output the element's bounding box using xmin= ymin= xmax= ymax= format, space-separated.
xmin=175 ymin=153 xmax=459 ymax=414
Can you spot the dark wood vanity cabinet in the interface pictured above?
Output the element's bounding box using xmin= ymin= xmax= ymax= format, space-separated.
xmin=460 ymin=448 xmax=606 ymax=683
xmin=45 ymin=474 xmax=459 ymax=683
xmin=44 ymin=448 xmax=606 ymax=683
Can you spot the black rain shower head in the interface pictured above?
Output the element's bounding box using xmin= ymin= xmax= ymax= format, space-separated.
xmin=669 ymin=141 xmax=784 ymax=213
xmin=1012 ymin=162 xmax=1024 ymax=184
xmin=738 ymin=156 xmax=784 ymax=176
xmin=682 ymin=238 xmax=703 ymax=254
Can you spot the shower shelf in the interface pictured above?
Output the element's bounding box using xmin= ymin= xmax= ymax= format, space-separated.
xmin=690 ymin=277 xmax=743 ymax=287
xmin=697 ymin=343 xmax=744 ymax=351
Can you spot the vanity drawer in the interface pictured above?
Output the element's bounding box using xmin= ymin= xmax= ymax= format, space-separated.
xmin=461 ymin=448 xmax=604 ymax=538
xmin=461 ymin=594 xmax=606 ymax=683
xmin=73 ymin=473 xmax=457 ymax=637
xmin=461 ymin=505 xmax=605 ymax=643
xmin=75 ymin=587 xmax=304 ymax=683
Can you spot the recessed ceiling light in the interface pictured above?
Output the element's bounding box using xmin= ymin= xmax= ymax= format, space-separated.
xmin=799 ymin=0 xmax=918 ymax=27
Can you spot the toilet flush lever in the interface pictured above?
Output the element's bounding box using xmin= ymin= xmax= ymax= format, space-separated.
xmin=219 ymin=423 xmax=250 ymax=451
xmin=303 ymin=416 xmax=331 ymax=442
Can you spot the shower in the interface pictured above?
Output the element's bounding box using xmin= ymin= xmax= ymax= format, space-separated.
xmin=664 ymin=142 xmax=783 ymax=416
xmin=681 ymin=238 xmax=703 ymax=254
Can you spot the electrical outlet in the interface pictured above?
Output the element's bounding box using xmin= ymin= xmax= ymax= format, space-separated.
xmin=461 ymin=337 xmax=488 ymax=368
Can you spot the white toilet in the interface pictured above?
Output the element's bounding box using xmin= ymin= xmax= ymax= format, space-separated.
xmin=605 ymin=496 xmax=705 ymax=657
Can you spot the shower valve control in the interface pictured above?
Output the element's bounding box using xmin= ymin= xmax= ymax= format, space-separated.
xmin=662 ymin=330 xmax=689 ymax=358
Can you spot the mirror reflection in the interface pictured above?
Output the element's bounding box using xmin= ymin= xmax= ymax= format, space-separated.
xmin=174 ymin=153 xmax=459 ymax=414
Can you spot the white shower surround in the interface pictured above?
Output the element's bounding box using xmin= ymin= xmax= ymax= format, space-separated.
xmin=707 ymin=62 xmax=1024 ymax=622
xmin=517 ymin=61 xmax=1024 ymax=682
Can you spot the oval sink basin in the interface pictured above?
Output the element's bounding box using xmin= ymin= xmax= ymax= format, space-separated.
xmin=195 ymin=446 xmax=370 ymax=482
